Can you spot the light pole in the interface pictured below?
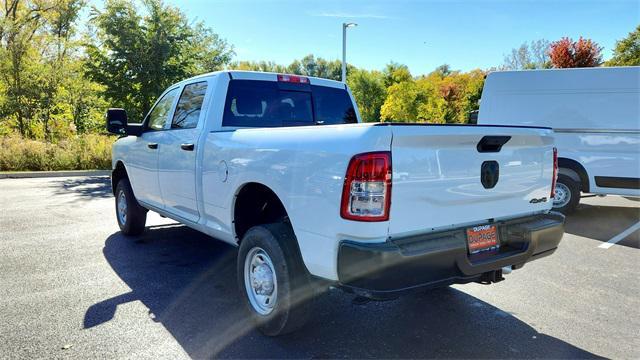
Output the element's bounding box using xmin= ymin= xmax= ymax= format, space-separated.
xmin=342 ymin=22 xmax=357 ymax=83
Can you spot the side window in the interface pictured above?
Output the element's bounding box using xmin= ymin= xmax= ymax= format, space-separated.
xmin=147 ymin=88 xmax=179 ymax=131
xmin=172 ymin=82 xmax=208 ymax=129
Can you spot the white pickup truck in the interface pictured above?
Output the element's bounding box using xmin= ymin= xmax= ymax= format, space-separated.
xmin=107 ymin=71 xmax=564 ymax=336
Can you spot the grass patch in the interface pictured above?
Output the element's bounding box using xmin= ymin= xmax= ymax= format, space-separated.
xmin=0 ymin=134 xmax=115 ymax=171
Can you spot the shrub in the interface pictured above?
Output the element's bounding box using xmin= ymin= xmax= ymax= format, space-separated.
xmin=0 ymin=134 xmax=115 ymax=171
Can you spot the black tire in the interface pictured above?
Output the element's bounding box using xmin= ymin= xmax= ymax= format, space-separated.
xmin=553 ymin=174 xmax=580 ymax=214
xmin=237 ymin=223 xmax=315 ymax=336
xmin=115 ymin=178 xmax=147 ymax=235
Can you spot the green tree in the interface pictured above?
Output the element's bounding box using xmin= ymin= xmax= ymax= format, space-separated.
xmin=415 ymin=78 xmax=446 ymax=123
xmin=433 ymin=64 xmax=452 ymax=77
xmin=40 ymin=0 xmax=86 ymax=140
xmin=286 ymin=54 xmax=344 ymax=80
xmin=459 ymin=69 xmax=485 ymax=121
xmin=380 ymin=80 xmax=421 ymax=122
xmin=86 ymin=0 xmax=233 ymax=122
xmin=383 ymin=62 xmax=412 ymax=88
xmin=424 ymin=68 xmax=485 ymax=124
xmin=230 ymin=60 xmax=287 ymax=73
xmin=230 ymin=54 xmax=350 ymax=81
xmin=347 ymin=69 xmax=386 ymax=122
xmin=0 ymin=0 xmax=51 ymax=137
xmin=381 ymin=66 xmax=485 ymax=124
xmin=55 ymin=60 xmax=109 ymax=134
xmin=607 ymin=25 xmax=640 ymax=66
xmin=0 ymin=0 xmax=100 ymax=140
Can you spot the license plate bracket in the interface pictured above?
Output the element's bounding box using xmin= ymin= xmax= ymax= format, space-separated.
xmin=466 ymin=224 xmax=499 ymax=254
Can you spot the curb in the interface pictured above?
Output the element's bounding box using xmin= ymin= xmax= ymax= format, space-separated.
xmin=0 ymin=170 xmax=111 ymax=179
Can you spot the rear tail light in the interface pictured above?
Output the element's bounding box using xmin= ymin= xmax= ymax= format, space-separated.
xmin=340 ymin=152 xmax=392 ymax=221
xmin=551 ymin=147 xmax=558 ymax=198
xmin=277 ymin=74 xmax=309 ymax=84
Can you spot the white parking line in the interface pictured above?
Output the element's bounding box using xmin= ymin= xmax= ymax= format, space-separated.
xmin=598 ymin=221 xmax=640 ymax=249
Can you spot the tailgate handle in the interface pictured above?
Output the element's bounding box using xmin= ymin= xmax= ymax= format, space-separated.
xmin=477 ymin=136 xmax=511 ymax=153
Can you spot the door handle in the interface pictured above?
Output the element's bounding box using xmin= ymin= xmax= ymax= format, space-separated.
xmin=147 ymin=143 xmax=158 ymax=149
xmin=180 ymin=143 xmax=195 ymax=151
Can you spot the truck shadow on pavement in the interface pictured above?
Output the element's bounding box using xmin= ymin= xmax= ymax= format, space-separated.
xmin=53 ymin=176 xmax=112 ymax=200
xmin=564 ymin=203 xmax=640 ymax=249
xmin=85 ymin=225 xmax=602 ymax=359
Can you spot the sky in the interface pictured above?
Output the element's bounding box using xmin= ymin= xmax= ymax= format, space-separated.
xmin=160 ymin=0 xmax=638 ymax=75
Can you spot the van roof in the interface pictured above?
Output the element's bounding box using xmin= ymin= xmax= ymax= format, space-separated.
xmin=485 ymin=66 xmax=640 ymax=91
xmin=478 ymin=66 xmax=640 ymax=130
xmin=488 ymin=66 xmax=640 ymax=75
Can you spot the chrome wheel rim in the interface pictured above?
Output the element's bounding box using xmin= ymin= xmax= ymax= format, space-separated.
xmin=244 ymin=247 xmax=277 ymax=315
xmin=553 ymin=183 xmax=571 ymax=208
xmin=117 ymin=190 xmax=127 ymax=225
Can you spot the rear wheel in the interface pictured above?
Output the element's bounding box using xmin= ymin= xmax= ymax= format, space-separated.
xmin=553 ymin=174 xmax=580 ymax=214
xmin=237 ymin=223 xmax=315 ymax=336
xmin=115 ymin=178 xmax=147 ymax=235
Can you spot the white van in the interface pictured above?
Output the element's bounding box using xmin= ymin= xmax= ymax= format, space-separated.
xmin=478 ymin=67 xmax=640 ymax=213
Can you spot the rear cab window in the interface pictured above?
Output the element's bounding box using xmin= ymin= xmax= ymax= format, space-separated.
xmin=222 ymin=79 xmax=357 ymax=128
xmin=311 ymin=85 xmax=358 ymax=125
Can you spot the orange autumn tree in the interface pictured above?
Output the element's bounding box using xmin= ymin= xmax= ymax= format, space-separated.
xmin=548 ymin=37 xmax=603 ymax=68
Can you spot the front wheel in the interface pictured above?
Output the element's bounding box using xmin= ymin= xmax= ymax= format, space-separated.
xmin=553 ymin=174 xmax=580 ymax=214
xmin=115 ymin=178 xmax=147 ymax=235
xmin=237 ymin=223 xmax=315 ymax=336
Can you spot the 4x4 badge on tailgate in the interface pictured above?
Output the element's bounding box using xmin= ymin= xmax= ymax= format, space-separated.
xmin=530 ymin=197 xmax=549 ymax=204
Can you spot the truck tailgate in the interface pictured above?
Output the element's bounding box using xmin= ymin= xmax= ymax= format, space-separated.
xmin=387 ymin=124 xmax=555 ymax=237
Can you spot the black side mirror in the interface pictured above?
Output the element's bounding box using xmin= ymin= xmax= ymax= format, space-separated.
xmin=106 ymin=108 xmax=143 ymax=136
xmin=106 ymin=108 xmax=128 ymax=135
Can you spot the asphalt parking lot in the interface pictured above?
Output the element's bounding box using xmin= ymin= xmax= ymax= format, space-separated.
xmin=0 ymin=176 xmax=638 ymax=359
